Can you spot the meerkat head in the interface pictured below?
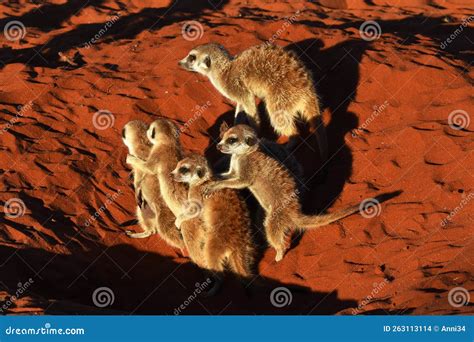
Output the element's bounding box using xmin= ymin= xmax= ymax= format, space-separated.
xmin=178 ymin=43 xmax=231 ymax=76
xmin=122 ymin=120 xmax=152 ymax=159
xmin=147 ymin=118 xmax=180 ymax=146
xmin=217 ymin=125 xmax=259 ymax=155
xmin=172 ymin=154 xmax=211 ymax=185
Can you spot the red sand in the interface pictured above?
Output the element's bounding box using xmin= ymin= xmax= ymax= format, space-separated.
xmin=0 ymin=0 xmax=472 ymax=315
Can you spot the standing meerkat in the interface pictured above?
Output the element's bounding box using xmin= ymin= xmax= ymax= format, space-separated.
xmin=122 ymin=120 xmax=185 ymax=251
xmin=125 ymin=119 xmax=207 ymax=268
xmin=206 ymin=125 xmax=361 ymax=262
xmin=172 ymin=154 xmax=256 ymax=279
xmin=179 ymin=43 xmax=328 ymax=161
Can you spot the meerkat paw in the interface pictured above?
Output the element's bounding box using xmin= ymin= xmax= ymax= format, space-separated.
xmin=126 ymin=230 xmax=151 ymax=238
xmin=126 ymin=154 xmax=139 ymax=165
xmin=275 ymin=250 xmax=284 ymax=262
xmin=202 ymin=184 xmax=217 ymax=198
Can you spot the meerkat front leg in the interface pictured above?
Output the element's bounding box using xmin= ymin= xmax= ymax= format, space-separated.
xmin=126 ymin=154 xmax=154 ymax=174
xmin=205 ymin=178 xmax=249 ymax=197
xmin=241 ymin=96 xmax=260 ymax=128
xmin=235 ymin=103 xmax=243 ymax=118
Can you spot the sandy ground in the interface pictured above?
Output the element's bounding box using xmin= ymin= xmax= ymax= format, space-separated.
xmin=0 ymin=0 xmax=473 ymax=314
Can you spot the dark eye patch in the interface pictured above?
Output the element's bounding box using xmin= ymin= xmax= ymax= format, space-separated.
xmin=179 ymin=166 xmax=189 ymax=174
xmin=226 ymin=137 xmax=238 ymax=144
xmin=188 ymin=54 xmax=196 ymax=63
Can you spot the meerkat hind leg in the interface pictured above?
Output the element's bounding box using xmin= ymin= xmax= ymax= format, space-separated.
xmin=264 ymin=214 xmax=290 ymax=262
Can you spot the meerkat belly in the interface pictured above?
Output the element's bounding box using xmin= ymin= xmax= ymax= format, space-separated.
xmin=249 ymin=183 xmax=273 ymax=212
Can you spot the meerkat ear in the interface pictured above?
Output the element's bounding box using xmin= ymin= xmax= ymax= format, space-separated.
xmin=219 ymin=121 xmax=229 ymax=138
xmin=196 ymin=167 xmax=205 ymax=178
xmin=245 ymin=136 xmax=257 ymax=146
xmin=203 ymin=56 xmax=211 ymax=69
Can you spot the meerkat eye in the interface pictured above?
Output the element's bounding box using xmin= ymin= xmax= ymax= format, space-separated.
xmin=179 ymin=166 xmax=189 ymax=174
xmin=188 ymin=54 xmax=196 ymax=63
xmin=122 ymin=128 xmax=126 ymax=139
xmin=226 ymin=137 xmax=238 ymax=145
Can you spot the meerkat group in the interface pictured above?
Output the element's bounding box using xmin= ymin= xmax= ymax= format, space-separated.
xmin=121 ymin=42 xmax=369 ymax=293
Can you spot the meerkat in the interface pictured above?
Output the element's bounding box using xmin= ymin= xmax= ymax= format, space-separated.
xmin=172 ymin=154 xmax=256 ymax=279
xmin=125 ymin=119 xmax=208 ymax=269
xmin=179 ymin=43 xmax=328 ymax=161
xmin=122 ymin=120 xmax=184 ymax=251
xmin=206 ymin=125 xmax=361 ymax=262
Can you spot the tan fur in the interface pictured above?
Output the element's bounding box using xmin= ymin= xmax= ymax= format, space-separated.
xmin=179 ymin=43 xmax=328 ymax=161
xmin=208 ymin=125 xmax=361 ymax=262
xmin=126 ymin=119 xmax=206 ymax=268
xmin=122 ymin=120 xmax=184 ymax=250
xmin=172 ymin=154 xmax=256 ymax=278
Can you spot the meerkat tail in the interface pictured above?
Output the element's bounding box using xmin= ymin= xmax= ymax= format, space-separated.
xmin=293 ymin=203 xmax=361 ymax=230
